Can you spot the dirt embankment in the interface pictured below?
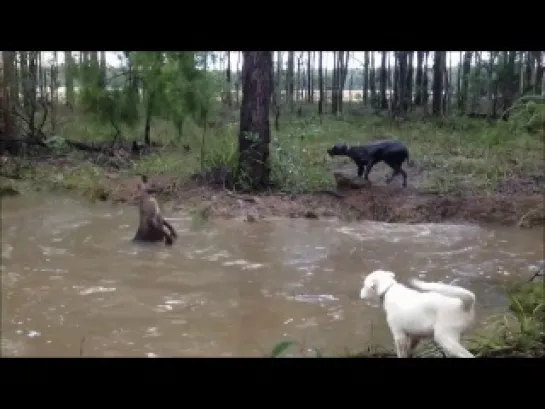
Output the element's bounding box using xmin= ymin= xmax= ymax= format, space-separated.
xmin=2 ymin=145 xmax=543 ymax=227
xmin=110 ymin=172 xmax=545 ymax=228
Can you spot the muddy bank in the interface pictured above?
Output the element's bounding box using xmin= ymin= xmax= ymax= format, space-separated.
xmin=107 ymin=174 xmax=545 ymax=228
xmin=2 ymin=151 xmax=544 ymax=227
xmin=351 ymin=346 xmax=545 ymax=358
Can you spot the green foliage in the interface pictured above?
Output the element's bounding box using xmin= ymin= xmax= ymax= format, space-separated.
xmin=79 ymin=87 xmax=139 ymax=132
xmin=72 ymin=52 xmax=219 ymax=144
xmin=470 ymin=282 xmax=544 ymax=357
xmin=76 ymin=57 xmax=139 ymax=136
xmin=508 ymin=281 xmax=545 ymax=324
xmin=506 ymin=96 xmax=545 ymax=133
xmin=269 ymin=122 xmax=332 ymax=193
xmin=129 ymin=51 xmax=219 ymax=141
xmin=52 ymin=106 xmax=543 ymax=196
xmin=270 ymin=340 xmax=297 ymax=357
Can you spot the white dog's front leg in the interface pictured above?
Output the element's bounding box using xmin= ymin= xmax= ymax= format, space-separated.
xmin=393 ymin=334 xmax=411 ymax=358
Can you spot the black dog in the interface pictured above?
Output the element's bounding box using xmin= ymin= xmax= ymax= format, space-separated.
xmin=327 ymin=140 xmax=409 ymax=187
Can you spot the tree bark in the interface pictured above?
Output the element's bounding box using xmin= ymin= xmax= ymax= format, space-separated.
xmin=64 ymin=52 xmax=75 ymax=108
xmin=379 ymin=52 xmax=387 ymax=109
xmin=318 ymin=51 xmax=323 ymax=117
xmin=332 ymin=51 xmax=338 ymax=114
xmin=11 ymin=52 xmax=19 ymax=107
xmin=432 ymin=51 xmax=444 ymax=116
xmin=226 ymin=51 xmax=232 ymax=107
xmin=363 ymin=51 xmax=369 ymax=106
xmin=237 ymin=51 xmax=273 ymax=191
xmin=502 ymin=51 xmax=517 ymax=114
xmin=144 ymin=91 xmax=154 ymax=145
xmin=28 ymin=52 xmax=38 ymax=138
xmin=50 ymin=52 xmax=58 ymax=133
xmin=406 ymin=52 xmax=414 ymax=111
xmin=414 ymin=51 xmax=424 ymax=105
xmin=307 ymin=51 xmax=312 ymax=103
xmin=422 ymin=51 xmax=429 ymax=108
xmin=534 ymin=51 xmax=543 ymax=95
xmin=369 ymin=52 xmax=376 ymax=108
xmin=286 ymin=52 xmax=294 ymax=113
xmin=338 ymin=51 xmax=349 ymax=114
xmin=459 ymin=51 xmax=472 ymax=114
xmin=1 ymin=51 xmax=17 ymax=152
xmin=397 ymin=51 xmax=408 ymax=114
xmin=99 ymin=51 xmax=107 ymax=88
xmin=271 ymin=51 xmax=281 ymax=131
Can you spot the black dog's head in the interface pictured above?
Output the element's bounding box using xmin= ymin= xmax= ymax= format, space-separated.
xmin=327 ymin=143 xmax=349 ymax=157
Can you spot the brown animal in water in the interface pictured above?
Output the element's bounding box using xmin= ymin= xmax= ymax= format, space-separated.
xmin=132 ymin=175 xmax=178 ymax=246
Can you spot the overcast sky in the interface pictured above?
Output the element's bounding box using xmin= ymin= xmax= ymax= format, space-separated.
xmin=41 ymin=51 xmax=468 ymax=70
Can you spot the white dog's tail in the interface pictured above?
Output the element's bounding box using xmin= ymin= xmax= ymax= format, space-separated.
xmin=409 ymin=278 xmax=476 ymax=313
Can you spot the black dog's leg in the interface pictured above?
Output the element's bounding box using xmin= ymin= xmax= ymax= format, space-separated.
xmin=400 ymin=168 xmax=407 ymax=187
xmin=385 ymin=164 xmax=408 ymax=187
xmin=357 ymin=163 xmax=365 ymax=178
xmin=363 ymin=160 xmax=377 ymax=181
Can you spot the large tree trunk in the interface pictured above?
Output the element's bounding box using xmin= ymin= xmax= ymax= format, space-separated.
xmin=332 ymin=51 xmax=338 ymax=115
xmin=37 ymin=52 xmax=45 ymax=100
xmin=237 ymin=51 xmax=273 ymax=191
xmin=363 ymin=51 xmax=369 ymax=106
xmin=296 ymin=53 xmax=301 ymax=102
xmin=11 ymin=52 xmax=19 ymax=108
xmin=271 ymin=51 xmax=281 ymax=131
xmin=143 ymin=91 xmax=154 ymax=145
xmin=1 ymin=51 xmax=17 ymax=153
xmin=369 ymin=52 xmax=376 ymax=108
xmin=307 ymin=51 xmax=312 ymax=103
xmin=226 ymin=51 xmax=232 ymax=107
xmin=502 ymin=51 xmax=517 ymax=115
xmin=459 ymin=51 xmax=472 ymax=114
xmin=379 ymin=52 xmax=387 ymax=109
xmin=28 ymin=52 xmax=38 ymax=138
xmin=99 ymin=51 xmax=107 ymax=88
xmin=533 ymin=51 xmax=543 ymax=95
xmin=406 ymin=52 xmax=414 ymax=111
xmin=422 ymin=52 xmax=430 ymax=109
xmin=50 ymin=52 xmax=58 ymax=133
xmin=414 ymin=51 xmax=424 ymax=105
xmin=337 ymin=51 xmax=349 ymax=114
xmin=432 ymin=51 xmax=444 ymax=115
xmin=64 ymin=52 xmax=75 ymax=108
xmin=235 ymin=52 xmax=241 ymax=107
xmin=286 ymin=52 xmax=294 ymax=113
xmin=442 ymin=53 xmax=449 ymax=114
xmin=318 ymin=51 xmax=323 ymax=117
xmin=397 ymin=51 xmax=408 ymax=114
xmin=90 ymin=52 xmax=99 ymax=86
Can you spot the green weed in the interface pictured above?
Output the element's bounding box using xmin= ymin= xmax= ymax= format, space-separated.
xmin=18 ymin=107 xmax=545 ymax=196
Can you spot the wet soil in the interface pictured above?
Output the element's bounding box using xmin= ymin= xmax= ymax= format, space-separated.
xmin=2 ymin=151 xmax=544 ymax=228
xmin=109 ymin=172 xmax=544 ymax=228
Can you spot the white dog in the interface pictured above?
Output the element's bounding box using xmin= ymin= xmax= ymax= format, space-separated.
xmin=359 ymin=269 xmax=476 ymax=358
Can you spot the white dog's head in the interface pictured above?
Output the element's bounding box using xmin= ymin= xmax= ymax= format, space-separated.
xmin=360 ymin=269 xmax=397 ymax=301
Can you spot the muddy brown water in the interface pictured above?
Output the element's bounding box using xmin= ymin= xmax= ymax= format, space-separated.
xmin=1 ymin=192 xmax=543 ymax=357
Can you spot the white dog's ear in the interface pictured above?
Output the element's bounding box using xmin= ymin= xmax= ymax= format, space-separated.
xmin=386 ymin=271 xmax=395 ymax=279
